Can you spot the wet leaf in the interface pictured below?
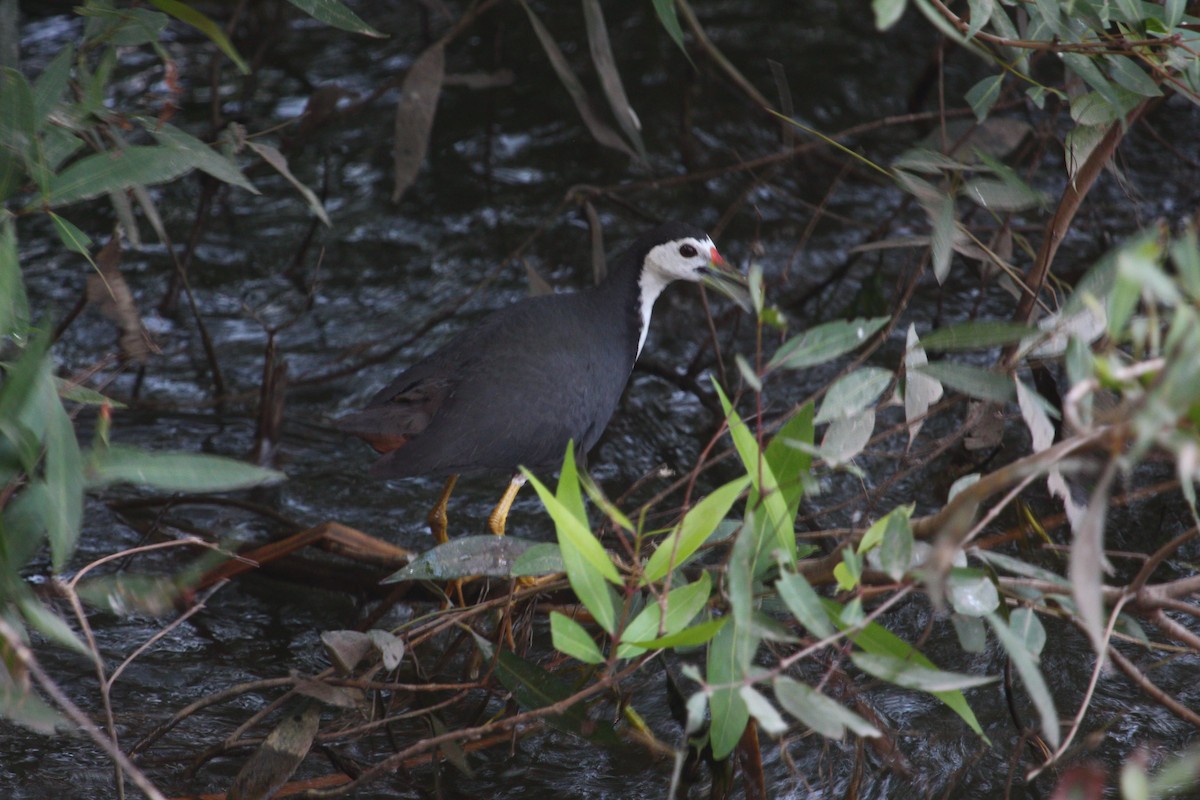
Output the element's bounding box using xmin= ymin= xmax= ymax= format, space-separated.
xmin=148 ymin=0 xmax=250 ymax=73
xmin=774 ymin=676 xmax=880 ymax=740
xmin=948 ymin=569 xmax=999 ymax=617
xmin=851 ymin=652 xmax=996 ymax=692
xmin=767 ymin=317 xmax=888 ymax=371
xmin=519 ymin=1 xmax=636 ymax=159
xmin=642 ymin=476 xmax=749 ymax=584
xmin=321 ymin=630 xmax=372 ymax=674
xmin=815 ymin=367 xmax=892 ymax=424
xmin=511 ymin=542 xmax=564 ymax=577
xmin=228 ymin=700 xmax=321 ymax=800
xmin=383 ymin=535 xmax=538 ymax=582
xmin=86 ymin=445 xmax=286 ymax=492
xmin=740 ymin=685 xmax=787 ymax=736
xmin=391 ymin=43 xmax=444 ymax=203
xmin=551 ymin=612 xmax=605 ymax=664
xmin=248 ymin=142 xmax=330 ymax=225
xmin=985 ymin=612 xmax=1059 ymax=747
xmin=286 ymin=0 xmax=386 ymax=37
xmin=582 ymin=0 xmax=646 ymax=160
xmin=619 ymin=573 xmax=712 ymax=658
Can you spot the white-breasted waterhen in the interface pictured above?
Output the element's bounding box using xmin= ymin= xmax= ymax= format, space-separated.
xmin=338 ymin=221 xmax=749 ymax=545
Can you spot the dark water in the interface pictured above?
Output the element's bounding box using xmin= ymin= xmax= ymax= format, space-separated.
xmin=5 ymin=1 xmax=1200 ymax=798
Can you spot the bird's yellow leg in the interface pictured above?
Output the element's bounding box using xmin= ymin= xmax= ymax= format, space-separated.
xmin=487 ymin=473 xmax=526 ymax=536
xmin=427 ymin=474 xmax=459 ymax=545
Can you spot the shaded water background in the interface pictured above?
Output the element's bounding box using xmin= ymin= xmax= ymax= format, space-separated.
xmin=5 ymin=1 xmax=1200 ymax=797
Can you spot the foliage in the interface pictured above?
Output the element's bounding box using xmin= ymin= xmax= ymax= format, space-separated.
xmin=4 ymin=0 xmax=1200 ymax=798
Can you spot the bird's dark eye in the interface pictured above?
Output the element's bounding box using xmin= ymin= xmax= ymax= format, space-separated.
xmin=679 ymin=243 xmax=698 ymax=258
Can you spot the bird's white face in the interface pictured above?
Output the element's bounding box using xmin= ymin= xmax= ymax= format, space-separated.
xmin=635 ymin=234 xmax=748 ymax=359
xmin=642 ymin=236 xmax=722 ymax=285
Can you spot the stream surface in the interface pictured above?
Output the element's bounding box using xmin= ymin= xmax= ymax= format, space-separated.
xmin=5 ymin=2 xmax=1200 ymax=798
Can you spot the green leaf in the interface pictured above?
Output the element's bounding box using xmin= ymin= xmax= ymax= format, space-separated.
xmin=0 ymin=68 xmax=36 ymax=166
xmin=652 ymin=0 xmax=690 ymax=60
xmin=642 ymin=476 xmax=749 ymax=583
xmin=41 ymin=370 xmax=83 ymax=571
xmin=246 ymin=142 xmax=331 ymax=226
xmin=619 ymin=573 xmax=712 ymax=658
xmin=774 ymin=676 xmax=881 ymax=739
xmin=473 ymin=633 xmax=618 ymax=744
xmin=827 ymin=600 xmax=987 ymax=737
xmin=285 ymin=0 xmax=386 ymax=37
xmin=962 ymin=177 xmax=1046 ymax=212
xmin=85 ymin=445 xmax=285 ymax=492
xmin=985 ymin=612 xmax=1059 ymax=747
xmin=815 ymin=368 xmax=893 ymax=424
xmin=965 ymin=74 xmax=1002 ymax=121
xmin=877 ymin=506 xmax=915 ymax=582
xmin=382 ymin=536 xmax=538 ymax=583
xmin=511 ymin=542 xmax=564 ymax=577
xmin=929 ymin=192 xmax=956 ymax=284
xmin=767 ymin=317 xmax=888 ymax=371
xmin=706 ymin=622 xmax=749 ymax=760
xmin=32 ymin=46 xmax=74 ymax=127
xmin=550 ymin=612 xmax=605 ymax=664
xmin=775 ymin=569 xmax=833 ymax=638
xmin=147 ymin=122 xmax=257 ymax=193
xmin=0 ymin=216 xmax=27 ymax=336
xmin=525 ymin=469 xmax=620 ymax=633
xmin=555 ymin=441 xmax=589 ymax=530
xmin=1106 ymin=55 xmax=1162 ymax=97
xmin=965 ymin=0 xmax=994 ymax=37
xmin=18 ymin=596 xmax=87 ymax=655
xmin=43 ymin=146 xmax=198 ymax=208
xmin=48 ymin=212 xmax=92 ymax=256
xmin=851 ymin=651 xmax=996 ymax=692
xmin=626 ymin=616 xmax=726 ymax=649
xmin=913 ymin=361 xmax=1016 ymax=403
xmin=764 ymin=403 xmax=814 ymax=516
xmin=715 ymin=384 xmax=796 ymax=565
xmin=919 ymin=321 xmax=1036 ymax=351
xmin=740 ymin=685 xmax=787 ymax=735
xmin=873 ymin=0 xmax=907 ymax=30
xmin=1009 ymin=607 xmax=1046 ymax=658
xmin=148 ymin=0 xmax=251 ymax=72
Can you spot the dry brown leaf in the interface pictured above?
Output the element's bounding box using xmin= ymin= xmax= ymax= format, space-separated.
xmin=392 ymin=43 xmax=445 ymax=203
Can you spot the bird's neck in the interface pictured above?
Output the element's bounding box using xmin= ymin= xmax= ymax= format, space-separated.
xmin=596 ymin=256 xmax=668 ymax=363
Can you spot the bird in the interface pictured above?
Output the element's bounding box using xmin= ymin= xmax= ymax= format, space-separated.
xmin=338 ymin=221 xmax=749 ymax=546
